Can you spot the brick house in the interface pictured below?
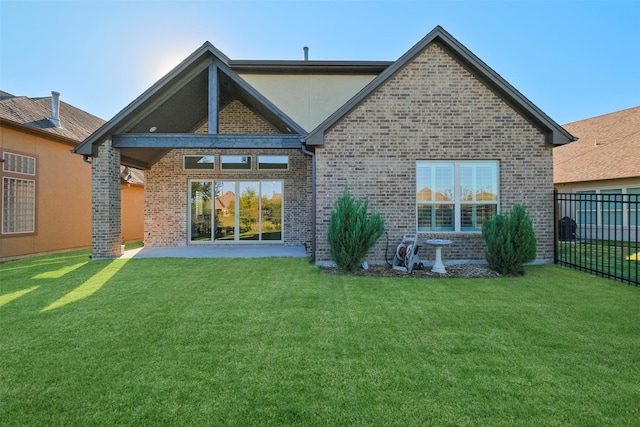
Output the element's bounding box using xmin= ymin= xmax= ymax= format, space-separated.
xmin=74 ymin=26 xmax=574 ymax=263
xmin=0 ymin=91 xmax=144 ymax=260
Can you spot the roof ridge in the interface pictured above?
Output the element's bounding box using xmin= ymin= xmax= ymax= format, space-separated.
xmin=563 ymin=105 xmax=640 ymax=126
xmin=305 ymin=25 xmax=574 ymax=146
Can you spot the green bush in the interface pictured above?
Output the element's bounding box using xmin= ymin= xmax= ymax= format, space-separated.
xmin=482 ymin=204 xmax=536 ymax=276
xmin=327 ymin=187 xmax=385 ymax=272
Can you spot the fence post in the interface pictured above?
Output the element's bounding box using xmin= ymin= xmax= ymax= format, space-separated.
xmin=553 ymin=189 xmax=558 ymax=264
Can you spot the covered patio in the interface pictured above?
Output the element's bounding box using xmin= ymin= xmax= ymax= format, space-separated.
xmin=121 ymin=245 xmax=308 ymax=259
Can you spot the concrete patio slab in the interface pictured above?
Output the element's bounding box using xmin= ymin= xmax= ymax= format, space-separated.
xmin=120 ymin=245 xmax=308 ymax=259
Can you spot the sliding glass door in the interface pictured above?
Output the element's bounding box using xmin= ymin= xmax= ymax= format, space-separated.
xmin=190 ymin=181 xmax=213 ymax=241
xmin=189 ymin=180 xmax=282 ymax=242
xmin=214 ymin=181 xmax=236 ymax=240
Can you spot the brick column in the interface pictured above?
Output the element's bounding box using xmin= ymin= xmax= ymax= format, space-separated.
xmin=91 ymin=140 xmax=122 ymax=259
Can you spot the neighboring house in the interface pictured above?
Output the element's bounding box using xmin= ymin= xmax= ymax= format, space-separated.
xmin=554 ymin=106 xmax=640 ymax=240
xmin=0 ymin=91 xmax=144 ymax=260
xmin=555 ymin=106 xmax=640 ymax=191
xmin=73 ymin=26 xmax=574 ymax=263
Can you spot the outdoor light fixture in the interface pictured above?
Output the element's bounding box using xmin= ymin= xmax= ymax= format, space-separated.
xmin=149 ymin=126 xmax=157 ymax=132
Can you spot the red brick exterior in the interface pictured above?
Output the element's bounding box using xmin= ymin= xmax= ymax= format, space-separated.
xmin=144 ymin=101 xmax=311 ymax=249
xmin=93 ymin=42 xmax=556 ymax=264
xmin=314 ymin=43 xmax=554 ymax=264
xmin=92 ymin=140 xmax=122 ymax=259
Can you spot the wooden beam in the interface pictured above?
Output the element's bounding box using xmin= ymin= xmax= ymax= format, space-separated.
xmin=112 ymin=134 xmax=303 ymax=149
xmin=120 ymin=155 xmax=152 ymax=170
xmin=208 ymin=63 xmax=218 ymax=134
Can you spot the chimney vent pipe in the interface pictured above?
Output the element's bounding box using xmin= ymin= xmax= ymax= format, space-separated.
xmin=303 ymin=46 xmax=309 ymax=61
xmin=50 ymin=91 xmax=61 ymax=128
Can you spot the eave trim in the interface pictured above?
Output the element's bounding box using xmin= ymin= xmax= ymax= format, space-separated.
xmin=305 ymin=25 xmax=575 ymax=146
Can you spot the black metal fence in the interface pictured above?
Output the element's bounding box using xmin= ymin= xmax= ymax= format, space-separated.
xmin=554 ymin=191 xmax=639 ymax=286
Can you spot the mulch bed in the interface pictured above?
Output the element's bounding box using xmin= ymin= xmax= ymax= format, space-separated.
xmin=322 ymin=263 xmax=500 ymax=278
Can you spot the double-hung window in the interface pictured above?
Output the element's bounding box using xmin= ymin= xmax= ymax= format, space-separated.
xmin=2 ymin=151 xmax=37 ymax=235
xmin=417 ymin=161 xmax=498 ymax=232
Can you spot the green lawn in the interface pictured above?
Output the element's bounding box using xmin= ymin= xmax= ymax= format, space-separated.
xmin=1 ymin=251 xmax=639 ymax=426
xmin=557 ymin=240 xmax=639 ymax=284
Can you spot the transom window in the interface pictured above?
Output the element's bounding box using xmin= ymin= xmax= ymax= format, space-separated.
xmin=417 ymin=161 xmax=498 ymax=232
xmin=258 ymin=155 xmax=289 ymax=170
xmin=221 ymin=156 xmax=252 ymax=171
xmin=3 ymin=152 xmax=36 ymax=175
xmin=183 ymin=155 xmax=214 ymax=170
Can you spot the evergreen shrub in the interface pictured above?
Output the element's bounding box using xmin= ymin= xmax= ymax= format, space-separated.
xmin=327 ymin=187 xmax=385 ymax=272
xmin=482 ymin=204 xmax=537 ymax=276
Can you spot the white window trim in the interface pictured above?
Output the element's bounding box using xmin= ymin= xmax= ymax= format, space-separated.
xmin=416 ymin=160 xmax=499 ymax=233
xmin=3 ymin=152 xmax=36 ymax=176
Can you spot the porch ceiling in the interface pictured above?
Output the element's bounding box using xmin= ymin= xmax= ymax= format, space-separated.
xmin=125 ymin=71 xmax=297 ymax=136
xmin=114 ymin=68 xmax=304 ymax=170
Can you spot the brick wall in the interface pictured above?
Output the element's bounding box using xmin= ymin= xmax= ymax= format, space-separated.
xmin=195 ymin=100 xmax=279 ymax=134
xmin=144 ymin=100 xmax=310 ymax=249
xmin=315 ymin=42 xmax=554 ymax=264
xmin=92 ymin=140 xmax=122 ymax=259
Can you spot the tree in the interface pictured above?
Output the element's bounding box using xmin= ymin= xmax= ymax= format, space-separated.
xmin=239 ymin=187 xmax=258 ymax=233
xmin=327 ymin=187 xmax=385 ymax=272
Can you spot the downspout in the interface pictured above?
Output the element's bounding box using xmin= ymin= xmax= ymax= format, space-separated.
xmin=300 ymin=141 xmax=316 ymax=263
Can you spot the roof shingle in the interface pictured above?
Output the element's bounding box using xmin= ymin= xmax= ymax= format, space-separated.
xmin=554 ymin=106 xmax=640 ymax=184
xmin=0 ymin=91 xmax=105 ymax=143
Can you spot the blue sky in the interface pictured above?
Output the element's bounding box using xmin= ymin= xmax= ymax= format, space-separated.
xmin=1 ymin=0 xmax=638 ymax=125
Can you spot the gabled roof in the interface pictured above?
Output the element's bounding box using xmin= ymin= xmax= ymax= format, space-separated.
xmin=305 ymin=26 xmax=575 ymax=146
xmin=0 ymin=91 xmax=105 ymax=144
xmin=554 ymin=106 xmax=640 ymax=184
xmin=73 ymin=42 xmax=306 ymax=161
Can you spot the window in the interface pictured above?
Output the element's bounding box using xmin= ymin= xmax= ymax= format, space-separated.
xmin=3 ymin=152 xmax=36 ymax=175
xmin=629 ymin=189 xmax=640 ymax=227
xmin=601 ymin=189 xmax=623 ymax=225
xmin=189 ymin=180 xmax=283 ymax=242
xmin=576 ymin=187 xmax=640 ymax=227
xmin=576 ymin=191 xmax=597 ymax=225
xmin=221 ymin=155 xmax=252 ymax=171
xmin=258 ymin=155 xmax=288 ymax=170
xmin=417 ymin=161 xmax=498 ymax=232
xmin=2 ymin=151 xmax=37 ymax=234
xmin=183 ymin=155 xmax=214 ymax=170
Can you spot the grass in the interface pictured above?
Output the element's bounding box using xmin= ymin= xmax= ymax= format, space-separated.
xmin=1 ymin=251 xmax=640 ymax=426
xmin=557 ymin=239 xmax=639 ymax=284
